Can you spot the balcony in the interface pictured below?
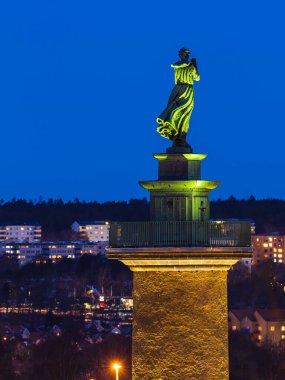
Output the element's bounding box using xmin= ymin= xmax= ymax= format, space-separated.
xmin=109 ymin=221 xmax=251 ymax=248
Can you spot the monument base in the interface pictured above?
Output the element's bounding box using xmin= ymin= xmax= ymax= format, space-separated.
xmin=109 ymin=246 xmax=251 ymax=379
xmin=133 ymin=270 xmax=228 ymax=380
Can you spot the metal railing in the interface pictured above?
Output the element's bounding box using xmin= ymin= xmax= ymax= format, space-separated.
xmin=109 ymin=221 xmax=251 ymax=248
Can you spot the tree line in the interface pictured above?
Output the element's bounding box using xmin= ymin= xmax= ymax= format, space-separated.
xmin=0 ymin=196 xmax=284 ymax=234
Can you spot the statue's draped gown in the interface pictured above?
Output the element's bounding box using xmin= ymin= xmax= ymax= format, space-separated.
xmin=157 ymin=62 xmax=200 ymax=139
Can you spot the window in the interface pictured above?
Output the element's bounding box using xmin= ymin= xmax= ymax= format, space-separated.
xmin=232 ymin=326 xmax=237 ymax=331
xmin=270 ymin=326 xmax=275 ymax=331
xmin=282 ymin=335 xmax=285 ymax=340
xmin=281 ymin=326 xmax=285 ymax=331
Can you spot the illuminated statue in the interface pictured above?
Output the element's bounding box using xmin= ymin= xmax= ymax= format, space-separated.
xmin=157 ymin=48 xmax=200 ymax=147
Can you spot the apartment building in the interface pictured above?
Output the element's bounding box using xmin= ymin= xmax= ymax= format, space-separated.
xmin=71 ymin=221 xmax=110 ymax=242
xmin=0 ymin=241 xmax=108 ymax=265
xmin=0 ymin=222 xmax=41 ymax=243
xmin=251 ymin=234 xmax=285 ymax=265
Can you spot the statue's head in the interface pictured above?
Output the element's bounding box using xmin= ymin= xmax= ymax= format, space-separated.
xmin=178 ymin=48 xmax=190 ymax=61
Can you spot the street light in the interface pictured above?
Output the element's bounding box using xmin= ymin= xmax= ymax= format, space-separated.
xmin=112 ymin=363 xmax=122 ymax=380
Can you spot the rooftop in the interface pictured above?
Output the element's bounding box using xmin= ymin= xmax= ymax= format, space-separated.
xmin=72 ymin=221 xmax=109 ymax=226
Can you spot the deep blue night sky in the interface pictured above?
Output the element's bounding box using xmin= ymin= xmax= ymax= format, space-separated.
xmin=1 ymin=0 xmax=284 ymax=202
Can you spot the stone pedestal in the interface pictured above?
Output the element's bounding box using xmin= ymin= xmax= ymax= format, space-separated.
xmin=133 ymin=271 xmax=229 ymax=379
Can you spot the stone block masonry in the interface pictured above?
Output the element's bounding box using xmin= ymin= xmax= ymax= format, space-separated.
xmin=132 ymin=271 xmax=229 ymax=379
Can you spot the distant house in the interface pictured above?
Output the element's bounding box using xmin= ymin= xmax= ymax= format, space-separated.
xmin=110 ymin=326 xmax=121 ymax=335
xmin=229 ymin=309 xmax=285 ymax=345
xmin=50 ymin=325 xmax=62 ymax=336
xmin=71 ymin=221 xmax=109 ymax=242
xmin=21 ymin=328 xmax=31 ymax=340
xmin=229 ymin=309 xmax=256 ymax=334
xmin=255 ymin=309 xmax=285 ymax=345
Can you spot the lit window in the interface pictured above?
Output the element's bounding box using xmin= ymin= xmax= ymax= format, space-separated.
xmin=269 ymin=237 xmax=273 ymax=242
xmin=278 ymin=249 xmax=283 ymax=253
xmin=274 ymin=248 xmax=277 ymax=252
xmin=278 ymin=254 xmax=283 ymax=258
xmin=232 ymin=326 xmax=237 ymax=331
xmin=279 ymin=260 xmax=282 ymax=263
xmin=264 ymin=254 xmax=268 ymax=258
xmin=269 ymin=243 xmax=273 ymax=247
xmin=270 ymin=326 xmax=275 ymax=331
xmin=281 ymin=326 xmax=285 ymax=331
xmin=282 ymin=335 xmax=285 ymax=340
xmin=263 ymin=243 xmax=268 ymax=247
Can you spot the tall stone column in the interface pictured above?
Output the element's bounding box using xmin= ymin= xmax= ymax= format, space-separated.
xmin=109 ymin=149 xmax=252 ymax=379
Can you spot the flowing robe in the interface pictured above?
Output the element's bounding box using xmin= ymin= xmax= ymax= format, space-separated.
xmin=157 ymin=62 xmax=200 ymax=139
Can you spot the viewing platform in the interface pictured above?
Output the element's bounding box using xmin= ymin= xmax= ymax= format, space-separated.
xmin=109 ymin=220 xmax=251 ymax=248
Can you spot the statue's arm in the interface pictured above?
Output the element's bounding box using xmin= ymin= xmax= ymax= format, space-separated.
xmin=190 ymin=59 xmax=200 ymax=82
xmin=192 ymin=66 xmax=200 ymax=82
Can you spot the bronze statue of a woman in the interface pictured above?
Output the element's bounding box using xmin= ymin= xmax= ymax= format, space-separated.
xmin=156 ymin=48 xmax=200 ymax=148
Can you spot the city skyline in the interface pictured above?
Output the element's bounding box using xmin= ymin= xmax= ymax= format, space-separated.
xmin=1 ymin=0 xmax=285 ymax=201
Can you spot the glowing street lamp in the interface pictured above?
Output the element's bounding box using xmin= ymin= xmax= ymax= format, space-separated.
xmin=112 ymin=363 xmax=122 ymax=380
